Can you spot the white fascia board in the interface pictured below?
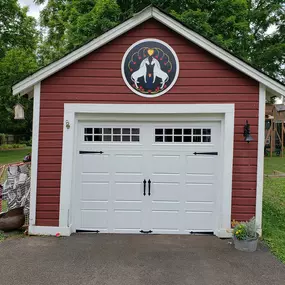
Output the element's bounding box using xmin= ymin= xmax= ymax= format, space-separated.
xmin=152 ymin=8 xmax=285 ymax=97
xmin=12 ymin=7 xmax=153 ymax=95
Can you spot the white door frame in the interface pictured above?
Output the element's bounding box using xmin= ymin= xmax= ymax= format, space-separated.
xmin=54 ymin=103 xmax=235 ymax=237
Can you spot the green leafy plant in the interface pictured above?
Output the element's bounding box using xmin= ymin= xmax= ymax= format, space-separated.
xmin=0 ymin=143 xmax=27 ymax=150
xmin=0 ymin=133 xmax=6 ymax=145
xmin=233 ymin=217 xmax=258 ymax=240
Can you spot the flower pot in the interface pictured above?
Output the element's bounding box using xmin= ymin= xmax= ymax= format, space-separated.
xmin=233 ymin=234 xmax=258 ymax=252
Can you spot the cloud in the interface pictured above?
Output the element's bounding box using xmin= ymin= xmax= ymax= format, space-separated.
xmin=18 ymin=0 xmax=45 ymax=19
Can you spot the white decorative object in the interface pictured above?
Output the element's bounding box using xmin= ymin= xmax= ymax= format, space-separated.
xmin=14 ymin=104 xmax=25 ymax=120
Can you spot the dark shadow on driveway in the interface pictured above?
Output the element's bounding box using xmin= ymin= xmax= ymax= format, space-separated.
xmin=0 ymin=234 xmax=284 ymax=285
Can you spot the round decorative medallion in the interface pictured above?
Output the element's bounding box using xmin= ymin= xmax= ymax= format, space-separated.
xmin=121 ymin=39 xmax=179 ymax=98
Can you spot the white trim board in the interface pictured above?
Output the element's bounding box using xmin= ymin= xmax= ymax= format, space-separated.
xmin=55 ymin=103 xmax=235 ymax=238
xmin=12 ymin=6 xmax=285 ymax=97
xmin=29 ymin=226 xmax=72 ymax=236
xmin=256 ymin=84 xmax=266 ymax=235
xmin=29 ymin=82 xmax=41 ymax=227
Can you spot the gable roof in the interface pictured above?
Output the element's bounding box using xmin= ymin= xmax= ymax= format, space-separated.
xmin=12 ymin=5 xmax=285 ymax=97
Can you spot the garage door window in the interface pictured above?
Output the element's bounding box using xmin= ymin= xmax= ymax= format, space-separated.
xmin=84 ymin=127 xmax=140 ymax=142
xmin=155 ymin=128 xmax=211 ymax=143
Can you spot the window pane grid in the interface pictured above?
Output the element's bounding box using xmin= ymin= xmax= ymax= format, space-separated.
xmin=155 ymin=128 xmax=211 ymax=143
xmin=84 ymin=128 xmax=140 ymax=142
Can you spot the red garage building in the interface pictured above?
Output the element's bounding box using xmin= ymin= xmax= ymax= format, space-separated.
xmin=13 ymin=6 xmax=285 ymax=237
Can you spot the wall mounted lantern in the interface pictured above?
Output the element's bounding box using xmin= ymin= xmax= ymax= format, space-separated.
xmin=244 ymin=120 xmax=253 ymax=143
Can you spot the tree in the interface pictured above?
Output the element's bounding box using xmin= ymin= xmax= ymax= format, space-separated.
xmin=36 ymin=0 xmax=285 ymax=83
xmin=35 ymin=0 xmax=121 ymax=65
xmin=0 ymin=0 xmax=39 ymax=135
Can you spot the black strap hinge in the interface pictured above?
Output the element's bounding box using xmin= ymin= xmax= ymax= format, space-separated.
xmin=193 ymin=152 xmax=218 ymax=156
xmin=140 ymin=230 xmax=153 ymax=234
xmin=76 ymin=230 xmax=100 ymax=233
xmin=79 ymin=151 xmax=104 ymax=154
xmin=189 ymin=231 xmax=213 ymax=235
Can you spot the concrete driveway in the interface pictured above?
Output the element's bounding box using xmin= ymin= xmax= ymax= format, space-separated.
xmin=0 ymin=234 xmax=285 ymax=285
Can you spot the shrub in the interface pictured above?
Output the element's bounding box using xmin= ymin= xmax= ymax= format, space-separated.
xmin=0 ymin=143 xmax=27 ymax=150
xmin=0 ymin=133 xmax=6 ymax=145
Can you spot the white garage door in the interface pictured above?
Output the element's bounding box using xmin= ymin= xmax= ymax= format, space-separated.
xmin=75 ymin=121 xmax=221 ymax=234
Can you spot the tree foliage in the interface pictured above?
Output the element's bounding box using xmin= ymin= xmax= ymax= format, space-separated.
xmin=0 ymin=0 xmax=38 ymax=135
xmin=36 ymin=0 xmax=285 ymax=81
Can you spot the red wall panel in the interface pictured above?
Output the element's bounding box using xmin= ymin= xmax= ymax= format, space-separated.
xmin=37 ymin=19 xmax=259 ymax=226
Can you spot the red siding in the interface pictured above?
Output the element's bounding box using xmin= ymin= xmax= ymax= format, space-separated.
xmin=37 ymin=19 xmax=259 ymax=226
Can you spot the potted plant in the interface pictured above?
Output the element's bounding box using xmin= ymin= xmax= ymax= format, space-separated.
xmin=232 ymin=217 xmax=259 ymax=252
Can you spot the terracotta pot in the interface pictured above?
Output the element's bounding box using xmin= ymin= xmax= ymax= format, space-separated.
xmin=0 ymin=207 xmax=25 ymax=232
xmin=233 ymin=234 xmax=259 ymax=252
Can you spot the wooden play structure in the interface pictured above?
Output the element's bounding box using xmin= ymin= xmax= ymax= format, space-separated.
xmin=265 ymin=104 xmax=285 ymax=157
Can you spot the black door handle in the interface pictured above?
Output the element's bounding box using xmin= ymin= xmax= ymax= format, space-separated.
xmin=143 ymin=179 xmax=146 ymax=196
xmin=148 ymin=179 xmax=151 ymax=196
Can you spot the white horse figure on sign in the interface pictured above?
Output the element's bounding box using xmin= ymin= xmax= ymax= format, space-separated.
xmin=131 ymin=58 xmax=149 ymax=88
xmin=151 ymin=58 xmax=169 ymax=89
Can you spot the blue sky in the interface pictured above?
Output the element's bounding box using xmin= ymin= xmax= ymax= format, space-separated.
xmin=19 ymin=0 xmax=44 ymax=19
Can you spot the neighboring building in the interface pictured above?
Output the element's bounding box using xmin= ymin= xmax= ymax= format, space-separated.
xmin=13 ymin=6 xmax=285 ymax=237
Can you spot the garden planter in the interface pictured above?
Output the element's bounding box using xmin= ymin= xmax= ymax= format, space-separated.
xmin=233 ymin=234 xmax=259 ymax=252
xmin=0 ymin=207 xmax=25 ymax=232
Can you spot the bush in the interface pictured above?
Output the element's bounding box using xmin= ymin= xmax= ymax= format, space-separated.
xmin=0 ymin=133 xmax=6 ymax=145
xmin=0 ymin=143 xmax=27 ymax=150
xmin=26 ymin=138 xmax=32 ymax=146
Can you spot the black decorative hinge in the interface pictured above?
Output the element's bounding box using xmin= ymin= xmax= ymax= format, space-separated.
xmin=189 ymin=231 xmax=213 ymax=235
xmin=140 ymin=230 xmax=153 ymax=234
xmin=79 ymin=151 xmax=104 ymax=154
xmin=193 ymin=152 xmax=218 ymax=155
xmin=76 ymin=230 xmax=100 ymax=233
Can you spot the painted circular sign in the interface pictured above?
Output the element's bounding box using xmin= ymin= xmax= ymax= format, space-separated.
xmin=121 ymin=39 xmax=179 ymax=98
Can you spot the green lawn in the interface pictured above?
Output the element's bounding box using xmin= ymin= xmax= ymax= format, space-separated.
xmin=0 ymin=148 xmax=31 ymax=165
xmin=263 ymin=156 xmax=285 ymax=262
xmin=264 ymin=156 xmax=285 ymax=174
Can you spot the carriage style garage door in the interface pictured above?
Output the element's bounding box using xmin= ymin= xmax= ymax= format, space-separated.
xmin=75 ymin=121 xmax=221 ymax=234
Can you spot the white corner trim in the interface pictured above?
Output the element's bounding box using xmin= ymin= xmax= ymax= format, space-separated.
xmin=12 ymin=6 xmax=285 ymax=97
xmin=256 ymin=84 xmax=266 ymax=235
xmin=29 ymin=82 xmax=41 ymax=226
xmin=59 ymin=107 xmax=76 ymax=228
xmin=29 ymin=225 xmax=72 ymax=236
xmin=215 ymin=228 xmax=233 ymax=239
xmin=221 ymin=109 xmax=235 ymax=232
xmin=59 ymin=103 xmax=234 ymax=236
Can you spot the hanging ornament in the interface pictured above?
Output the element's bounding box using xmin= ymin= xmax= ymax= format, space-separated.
xmin=14 ymin=103 xmax=25 ymax=120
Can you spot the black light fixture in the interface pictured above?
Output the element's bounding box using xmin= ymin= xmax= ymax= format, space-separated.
xmin=244 ymin=120 xmax=254 ymax=143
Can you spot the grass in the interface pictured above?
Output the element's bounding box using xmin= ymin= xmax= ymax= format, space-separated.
xmin=263 ymin=156 xmax=285 ymax=262
xmin=0 ymin=231 xmax=5 ymax=242
xmin=0 ymin=148 xmax=31 ymax=165
xmin=0 ymin=230 xmax=26 ymax=243
xmin=264 ymin=156 xmax=285 ymax=174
